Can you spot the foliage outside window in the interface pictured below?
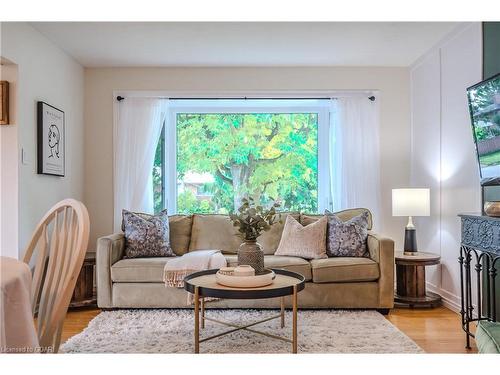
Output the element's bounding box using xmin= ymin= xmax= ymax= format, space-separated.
xmin=153 ymin=100 xmax=328 ymax=215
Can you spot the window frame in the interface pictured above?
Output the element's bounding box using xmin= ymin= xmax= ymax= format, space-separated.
xmin=163 ymin=99 xmax=331 ymax=214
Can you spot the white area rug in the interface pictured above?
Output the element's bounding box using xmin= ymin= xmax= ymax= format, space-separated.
xmin=61 ymin=309 xmax=424 ymax=353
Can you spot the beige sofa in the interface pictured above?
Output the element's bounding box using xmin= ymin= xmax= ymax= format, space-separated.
xmin=96 ymin=209 xmax=395 ymax=312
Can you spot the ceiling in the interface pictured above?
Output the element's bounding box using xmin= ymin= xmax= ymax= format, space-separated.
xmin=31 ymin=22 xmax=459 ymax=67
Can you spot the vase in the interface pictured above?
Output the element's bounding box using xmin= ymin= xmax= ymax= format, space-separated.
xmin=237 ymin=240 xmax=264 ymax=274
xmin=484 ymin=201 xmax=500 ymax=217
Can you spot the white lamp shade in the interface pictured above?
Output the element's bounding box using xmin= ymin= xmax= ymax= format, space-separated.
xmin=392 ymin=188 xmax=430 ymax=217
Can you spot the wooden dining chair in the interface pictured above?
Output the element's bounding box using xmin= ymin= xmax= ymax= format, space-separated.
xmin=22 ymin=199 xmax=90 ymax=353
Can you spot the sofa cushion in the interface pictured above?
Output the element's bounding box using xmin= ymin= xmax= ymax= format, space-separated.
xmin=224 ymin=255 xmax=312 ymax=281
xmin=189 ymin=214 xmax=243 ymax=254
xmin=111 ymin=257 xmax=175 ymax=282
xmin=301 ymin=208 xmax=373 ymax=230
xmin=325 ymin=210 xmax=369 ymax=257
xmin=310 ymin=257 xmax=379 ymax=283
xmin=169 ymin=215 xmax=193 ymax=256
xmin=122 ymin=209 xmax=174 ymax=258
xmin=189 ymin=213 xmax=298 ymax=255
xmin=257 ymin=213 xmax=300 ymax=254
xmin=275 ymin=215 xmax=328 ymax=259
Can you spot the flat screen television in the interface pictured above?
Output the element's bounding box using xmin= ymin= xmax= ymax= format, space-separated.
xmin=467 ymin=73 xmax=500 ymax=186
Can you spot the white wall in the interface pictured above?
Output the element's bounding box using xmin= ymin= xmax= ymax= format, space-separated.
xmin=0 ymin=22 xmax=85 ymax=258
xmin=410 ymin=23 xmax=482 ymax=311
xmin=84 ymin=67 xmax=411 ymax=248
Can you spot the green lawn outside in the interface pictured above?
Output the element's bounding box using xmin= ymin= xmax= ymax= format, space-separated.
xmin=480 ymin=149 xmax=500 ymax=166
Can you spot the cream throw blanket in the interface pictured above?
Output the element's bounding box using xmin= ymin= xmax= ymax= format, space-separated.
xmin=163 ymin=249 xmax=226 ymax=287
xmin=163 ymin=250 xmax=226 ymax=304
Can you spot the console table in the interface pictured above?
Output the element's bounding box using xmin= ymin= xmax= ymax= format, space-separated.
xmin=459 ymin=213 xmax=500 ymax=349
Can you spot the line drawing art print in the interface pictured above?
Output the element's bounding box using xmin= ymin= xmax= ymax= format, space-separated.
xmin=38 ymin=102 xmax=65 ymax=176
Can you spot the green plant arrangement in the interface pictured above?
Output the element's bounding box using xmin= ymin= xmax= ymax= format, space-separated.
xmin=229 ymin=197 xmax=282 ymax=274
xmin=229 ymin=197 xmax=282 ymax=241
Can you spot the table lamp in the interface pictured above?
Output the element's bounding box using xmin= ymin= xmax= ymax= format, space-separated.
xmin=392 ymin=188 xmax=430 ymax=255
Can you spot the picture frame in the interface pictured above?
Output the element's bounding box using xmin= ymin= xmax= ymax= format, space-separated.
xmin=0 ymin=81 xmax=9 ymax=125
xmin=37 ymin=101 xmax=65 ymax=177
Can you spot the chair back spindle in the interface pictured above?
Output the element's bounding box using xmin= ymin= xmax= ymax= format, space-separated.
xmin=23 ymin=199 xmax=90 ymax=353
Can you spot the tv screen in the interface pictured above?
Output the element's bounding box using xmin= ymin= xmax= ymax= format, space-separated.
xmin=467 ymin=73 xmax=500 ymax=185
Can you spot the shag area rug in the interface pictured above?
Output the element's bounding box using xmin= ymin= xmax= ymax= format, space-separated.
xmin=61 ymin=309 xmax=424 ymax=354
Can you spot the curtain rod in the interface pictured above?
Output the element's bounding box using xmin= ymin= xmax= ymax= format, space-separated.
xmin=116 ymin=96 xmax=376 ymax=102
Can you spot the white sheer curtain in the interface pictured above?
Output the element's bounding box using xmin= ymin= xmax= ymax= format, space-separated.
xmin=114 ymin=98 xmax=168 ymax=232
xmin=329 ymin=96 xmax=381 ymax=226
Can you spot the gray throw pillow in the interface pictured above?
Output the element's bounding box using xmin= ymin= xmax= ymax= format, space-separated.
xmin=325 ymin=210 xmax=369 ymax=257
xmin=122 ymin=209 xmax=174 ymax=258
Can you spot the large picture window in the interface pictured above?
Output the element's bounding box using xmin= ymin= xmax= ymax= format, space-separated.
xmin=153 ymin=99 xmax=330 ymax=214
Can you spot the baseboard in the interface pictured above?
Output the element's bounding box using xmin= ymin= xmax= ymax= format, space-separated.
xmin=426 ymin=282 xmax=462 ymax=313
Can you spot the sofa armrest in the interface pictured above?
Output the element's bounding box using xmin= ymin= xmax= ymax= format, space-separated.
xmin=96 ymin=233 xmax=125 ymax=308
xmin=367 ymin=233 xmax=395 ymax=308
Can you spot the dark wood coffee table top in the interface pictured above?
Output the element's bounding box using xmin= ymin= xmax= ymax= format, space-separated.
xmin=184 ymin=268 xmax=305 ymax=300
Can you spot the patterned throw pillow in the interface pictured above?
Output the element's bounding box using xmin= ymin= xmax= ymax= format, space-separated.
xmin=122 ymin=209 xmax=174 ymax=258
xmin=325 ymin=210 xmax=369 ymax=257
xmin=274 ymin=215 xmax=328 ymax=260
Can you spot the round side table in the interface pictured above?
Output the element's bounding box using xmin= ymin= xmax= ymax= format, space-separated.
xmin=395 ymin=251 xmax=442 ymax=308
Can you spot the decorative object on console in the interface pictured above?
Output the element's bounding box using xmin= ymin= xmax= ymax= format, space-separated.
xmin=230 ymin=197 xmax=281 ymax=274
xmin=392 ymin=188 xmax=430 ymax=255
xmin=37 ymin=101 xmax=65 ymax=176
xmin=122 ymin=209 xmax=174 ymax=258
xmin=275 ymin=215 xmax=328 ymax=259
xmin=484 ymin=201 xmax=500 ymax=217
xmin=325 ymin=210 xmax=369 ymax=257
xmin=0 ymin=81 xmax=9 ymax=125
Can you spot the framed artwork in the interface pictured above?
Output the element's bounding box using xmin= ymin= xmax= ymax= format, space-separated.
xmin=0 ymin=81 xmax=8 ymax=125
xmin=37 ymin=101 xmax=65 ymax=176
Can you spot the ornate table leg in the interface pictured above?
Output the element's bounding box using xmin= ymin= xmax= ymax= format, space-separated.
xmin=292 ymin=285 xmax=298 ymax=354
xmin=280 ymin=297 xmax=285 ymax=328
xmin=201 ymin=297 xmax=205 ymax=329
xmin=194 ymin=286 xmax=200 ymax=353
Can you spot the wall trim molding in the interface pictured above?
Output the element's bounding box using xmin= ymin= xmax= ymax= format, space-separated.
xmin=426 ymin=281 xmax=462 ymax=313
xmin=410 ymin=22 xmax=478 ymax=70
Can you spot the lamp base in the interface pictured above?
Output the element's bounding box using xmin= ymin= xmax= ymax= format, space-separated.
xmin=404 ymin=227 xmax=418 ymax=255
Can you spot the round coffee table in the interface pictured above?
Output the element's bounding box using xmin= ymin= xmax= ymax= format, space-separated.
xmin=184 ymin=268 xmax=306 ymax=353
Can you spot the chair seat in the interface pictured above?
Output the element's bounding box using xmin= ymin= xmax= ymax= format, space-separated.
xmin=224 ymin=255 xmax=312 ymax=281
xmin=111 ymin=257 xmax=175 ymax=282
xmin=310 ymin=257 xmax=379 ymax=283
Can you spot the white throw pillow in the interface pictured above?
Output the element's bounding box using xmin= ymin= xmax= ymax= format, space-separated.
xmin=274 ymin=215 xmax=328 ymax=259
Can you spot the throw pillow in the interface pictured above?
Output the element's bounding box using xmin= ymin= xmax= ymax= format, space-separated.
xmin=274 ymin=215 xmax=328 ymax=260
xmin=122 ymin=209 xmax=174 ymax=258
xmin=325 ymin=210 xmax=369 ymax=257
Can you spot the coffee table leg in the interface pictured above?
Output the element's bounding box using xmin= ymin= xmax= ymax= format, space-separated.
xmin=292 ymin=285 xmax=298 ymax=353
xmin=280 ymin=297 xmax=285 ymax=328
xmin=194 ymin=286 xmax=200 ymax=353
xmin=201 ymin=297 xmax=205 ymax=329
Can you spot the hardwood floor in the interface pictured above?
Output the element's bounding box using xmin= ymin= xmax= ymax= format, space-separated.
xmin=386 ymin=306 xmax=477 ymax=353
xmin=60 ymin=305 xmax=477 ymax=353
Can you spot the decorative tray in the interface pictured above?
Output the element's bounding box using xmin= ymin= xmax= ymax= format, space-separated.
xmin=215 ymin=268 xmax=276 ymax=288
